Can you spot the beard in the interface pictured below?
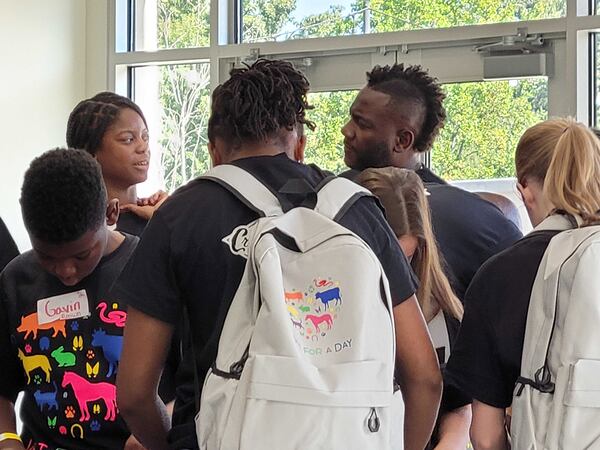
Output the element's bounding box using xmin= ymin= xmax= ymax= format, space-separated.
xmin=345 ymin=140 xmax=394 ymax=171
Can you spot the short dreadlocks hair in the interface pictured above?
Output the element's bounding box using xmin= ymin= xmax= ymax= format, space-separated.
xmin=21 ymin=148 xmax=107 ymax=244
xmin=207 ymin=58 xmax=315 ymax=151
xmin=66 ymin=91 xmax=147 ymax=155
xmin=367 ymin=64 xmax=446 ymax=153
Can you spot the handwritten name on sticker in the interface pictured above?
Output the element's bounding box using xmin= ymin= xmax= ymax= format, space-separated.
xmin=37 ymin=290 xmax=90 ymax=324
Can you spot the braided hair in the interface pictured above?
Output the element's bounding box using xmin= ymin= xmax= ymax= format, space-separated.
xmin=208 ymin=59 xmax=315 ymax=151
xmin=66 ymin=92 xmax=147 ymax=155
xmin=367 ymin=64 xmax=446 ymax=153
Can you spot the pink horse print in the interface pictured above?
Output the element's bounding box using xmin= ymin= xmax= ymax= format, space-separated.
xmin=61 ymin=371 xmax=117 ymax=421
xmin=305 ymin=313 xmax=333 ymax=332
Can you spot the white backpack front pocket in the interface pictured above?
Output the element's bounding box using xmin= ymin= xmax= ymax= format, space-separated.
xmin=239 ymin=354 xmax=392 ymax=450
xmin=559 ymin=359 xmax=600 ymax=449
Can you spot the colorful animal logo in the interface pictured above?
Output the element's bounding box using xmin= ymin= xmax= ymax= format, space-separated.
xmin=86 ymin=362 xmax=99 ymax=379
xmin=17 ymin=312 xmax=66 ymax=339
xmin=72 ymin=336 xmax=83 ymax=352
xmin=33 ymin=382 xmax=59 ymax=412
xmin=64 ymin=405 xmax=76 ymax=419
xmin=39 ymin=337 xmax=50 ymax=351
xmin=92 ymin=403 xmax=101 ymax=414
xmin=315 ymin=287 xmax=342 ymax=309
xmin=51 ymin=346 xmax=76 ymax=367
xmin=47 ymin=416 xmax=57 ymax=429
xmin=18 ymin=349 xmax=52 ymax=384
xmin=97 ymin=302 xmax=127 ymax=328
xmin=61 ymin=371 xmax=117 ymax=422
xmin=91 ymin=329 xmax=122 ymax=377
xmin=90 ymin=420 xmax=101 ymax=432
xmin=285 ymin=281 xmax=343 ymax=344
xmin=305 ymin=313 xmax=334 ymax=332
xmin=284 ymin=291 xmax=303 ymax=303
xmin=59 ymin=425 xmax=67 ymax=435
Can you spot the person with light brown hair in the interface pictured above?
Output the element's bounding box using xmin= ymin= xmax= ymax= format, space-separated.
xmin=359 ymin=167 xmax=471 ymax=450
xmin=446 ymin=117 xmax=600 ymax=450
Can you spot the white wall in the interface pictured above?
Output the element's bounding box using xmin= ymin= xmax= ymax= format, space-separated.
xmin=0 ymin=0 xmax=87 ymax=252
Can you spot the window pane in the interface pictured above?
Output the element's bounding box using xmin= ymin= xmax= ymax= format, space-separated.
xmin=304 ymin=78 xmax=547 ymax=180
xmin=305 ymin=91 xmax=358 ymax=174
xmin=134 ymin=0 xmax=210 ymax=51
xmin=242 ymin=0 xmax=565 ymax=43
xmin=432 ymin=78 xmax=548 ymax=180
xmin=133 ymin=63 xmax=211 ymax=194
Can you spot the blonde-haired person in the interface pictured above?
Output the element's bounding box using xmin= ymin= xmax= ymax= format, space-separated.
xmin=445 ymin=117 xmax=600 ymax=450
xmin=359 ymin=167 xmax=471 ymax=450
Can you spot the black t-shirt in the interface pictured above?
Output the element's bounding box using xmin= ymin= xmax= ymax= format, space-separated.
xmin=423 ymin=178 xmax=523 ymax=301
xmin=445 ymin=230 xmax=560 ymax=408
xmin=0 ymin=235 xmax=138 ymax=450
xmin=0 ymin=217 xmax=19 ymax=272
xmin=340 ymin=167 xmax=523 ymax=302
xmin=116 ymin=211 xmax=148 ymax=237
xmin=114 ymin=154 xmax=417 ymax=442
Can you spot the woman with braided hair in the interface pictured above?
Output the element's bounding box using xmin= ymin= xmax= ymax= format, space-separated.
xmin=66 ymin=92 xmax=167 ymax=236
xmin=66 ymin=92 xmax=186 ymax=448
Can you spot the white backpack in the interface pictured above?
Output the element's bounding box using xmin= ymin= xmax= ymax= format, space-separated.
xmin=512 ymin=214 xmax=600 ymax=449
xmin=195 ymin=164 xmax=399 ymax=450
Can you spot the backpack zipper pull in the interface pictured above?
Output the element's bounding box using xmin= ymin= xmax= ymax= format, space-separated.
xmin=367 ymin=407 xmax=380 ymax=432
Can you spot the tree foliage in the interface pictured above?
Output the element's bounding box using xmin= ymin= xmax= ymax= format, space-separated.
xmin=152 ymin=0 xmax=557 ymax=190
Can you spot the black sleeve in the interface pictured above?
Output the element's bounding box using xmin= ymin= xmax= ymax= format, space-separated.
xmin=440 ymin=314 xmax=471 ymax=413
xmin=0 ymin=279 xmax=25 ymax=402
xmin=445 ymin=273 xmax=513 ymax=409
xmin=0 ymin=219 xmax=18 ymax=272
xmin=339 ymin=196 xmax=418 ymax=307
xmin=113 ymin=212 xmax=182 ymax=326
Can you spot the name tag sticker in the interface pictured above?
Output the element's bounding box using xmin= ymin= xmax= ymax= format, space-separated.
xmin=37 ymin=290 xmax=90 ymax=324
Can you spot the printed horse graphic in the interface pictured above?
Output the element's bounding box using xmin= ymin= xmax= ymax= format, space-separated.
xmin=61 ymin=371 xmax=117 ymax=421
xmin=305 ymin=313 xmax=333 ymax=332
xmin=97 ymin=302 xmax=127 ymax=328
xmin=18 ymin=349 xmax=52 ymax=384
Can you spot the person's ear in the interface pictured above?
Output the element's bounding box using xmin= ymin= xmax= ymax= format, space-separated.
xmin=106 ymin=198 xmax=120 ymax=226
xmin=517 ymin=180 xmax=535 ymax=210
xmin=393 ymin=129 xmax=415 ymax=154
xmin=295 ymin=135 xmax=306 ymax=163
xmin=208 ymin=141 xmax=221 ymax=167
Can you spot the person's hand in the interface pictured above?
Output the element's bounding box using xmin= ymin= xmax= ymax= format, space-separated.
xmin=138 ymin=190 xmax=168 ymax=207
xmin=121 ymin=191 xmax=169 ymax=221
xmin=124 ymin=434 xmax=147 ymax=450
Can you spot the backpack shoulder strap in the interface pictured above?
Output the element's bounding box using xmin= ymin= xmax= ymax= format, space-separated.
xmin=201 ymin=164 xmax=283 ymax=217
xmin=315 ymin=177 xmax=372 ymax=222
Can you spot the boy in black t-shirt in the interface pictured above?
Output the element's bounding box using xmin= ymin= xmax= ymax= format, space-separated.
xmin=0 ymin=149 xmax=142 ymax=450
xmin=115 ymin=59 xmax=442 ymax=450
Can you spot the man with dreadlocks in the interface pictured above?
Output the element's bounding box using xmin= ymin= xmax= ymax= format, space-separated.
xmin=114 ymin=58 xmax=442 ymax=450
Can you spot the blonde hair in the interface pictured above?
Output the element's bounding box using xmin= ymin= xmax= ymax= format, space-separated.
xmin=358 ymin=167 xmax=463 ymax=321
xmin=516 ymin=118 xmax=600 ymax=225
